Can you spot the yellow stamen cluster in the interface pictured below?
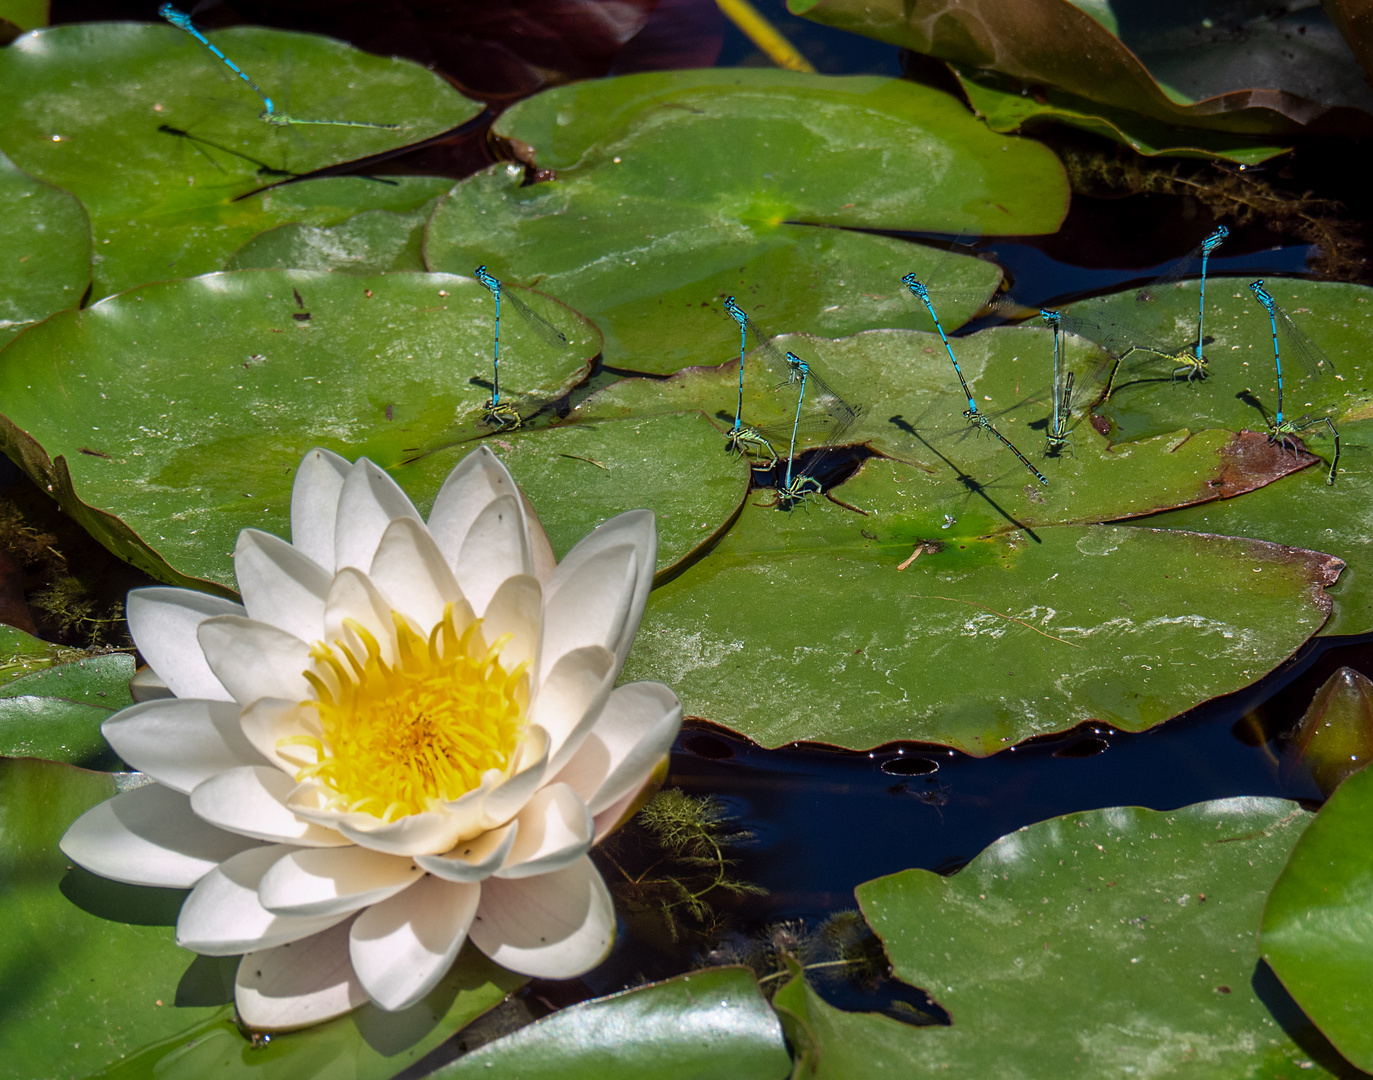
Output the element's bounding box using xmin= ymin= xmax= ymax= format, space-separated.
xmin=284 ymin=603 xmax=526 ymax=822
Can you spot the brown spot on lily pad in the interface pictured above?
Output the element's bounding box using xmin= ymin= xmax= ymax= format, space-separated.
xmin=1205 ymin=430 xmax=1319 ymax=498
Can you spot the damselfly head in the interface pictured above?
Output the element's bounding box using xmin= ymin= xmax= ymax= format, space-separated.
xmin=901 ymin=274 xmax=928 ymax=298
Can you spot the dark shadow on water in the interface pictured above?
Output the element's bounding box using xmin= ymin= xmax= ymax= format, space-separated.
xmin=1252 ymin=959 xmax=1372 ymax=1078
xmin=59 ymin=865 xmax=186 ymax=926
xmin=813 ymin=968 xmax=951 ymax=1027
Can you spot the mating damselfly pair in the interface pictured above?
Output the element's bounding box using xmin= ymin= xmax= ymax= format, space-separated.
xmin=722 ymin=297 xmax=864 ymax=509
xmin=903 ymin=225 xmax=1340 ymax=486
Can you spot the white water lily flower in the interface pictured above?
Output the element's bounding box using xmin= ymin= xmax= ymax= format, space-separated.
xmin=61 ymin=447 xmax=681 ymax=1031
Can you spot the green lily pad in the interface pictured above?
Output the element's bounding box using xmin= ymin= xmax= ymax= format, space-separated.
xmin=226 ymin=197 xmax=440 ymax=276
xmin=816 ymin=798 xmax=1328 ymax=1078
xmin=394 ymin=412 xmax=751 ymax=586
xmin=789 ymin=0 xmax=1367 ymax=135
xmin=0 ymin=650 xmax=134 ymax=709
xmin=490 ymin=70 xmax=1067 ymax=234
xmin=0 ymin=756 xmax=523 ymax=1080
xmin=434 ymin=207 xmax=1001 ymax=379
xmin=0 ymin=622 xmax=74 ymax=686
xmin=0 ymin=148 xmax=90 ymax=349
xmin=581 ymin=326 xmax=1312 ymax=531
xmin=425 ymin=69 xmax=1066 ymax=374
xmin=432 ymin=966 xmax=791 ymax=1079
xmin=772 ymin=970 xmax=921 ymax=1079
xmin=1261 ymin=764 xmax=1373 ymax=1073
xmin=0 ymin=22 xmax=479 ymax=298
xmin=0 ymin=270 xmax=599 ymax=592
xmin=621 ymin=480 xmax=1341 ymax=752
xmin=1079 ymin=279 xmax=1372 ymax=634
xmin=1077 ymin=279 xmax=1370 ymax=444
xmin=953 ymin=69 xmax=1290 ymax=165
xmin=0 ymin=651 xmax=134 ymax=767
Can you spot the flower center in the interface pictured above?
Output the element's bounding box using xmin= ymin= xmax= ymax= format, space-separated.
xmin=286 ymin=603 xmax=526 ymax=822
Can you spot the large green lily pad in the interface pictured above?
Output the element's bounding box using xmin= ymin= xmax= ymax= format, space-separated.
xmin=0 ymin=148 xmax=90 ymax=349
xmin=1074 ymin=279 xmax=1372 ymax=634
xmin=424 ymin=69 xmax=1066 ymax=374
xmin=621 ymin=476 xmax=1340 ymax=752
xmin=814 ymin=798 xmax=1330 ymax=1078
xmin=0 ymin=757 xmax=523 ymax=1080
xmin=0 ymin=651 xmax=133 ymax=768
xmin=1261 ymin=763 xmax=1373 ymax=1073
xmin=581 ymin=325 xmax=1314 ymax=532
xmin=0 ymin=270 xmax=599 ymax=592
xmin=0 ymin=22 xmax=478 ymax=298
xmin=489 ymin=70 xmax=1067 ymax=234
xmin=433 ymin=967 xmax=791 ymax=1079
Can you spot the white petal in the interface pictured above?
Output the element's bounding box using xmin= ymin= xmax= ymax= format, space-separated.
xmin=177 ymin=845 xmax=348 ymax=955
xmin=474 ymin=724 xmax=550 ymax=830
xmin=102 ymin=698 xmax=267 ymax=795
xmin=495 ymin=783 xmax=592 ymax=880
xmin=126 ymin=588 xmax=244 ymax=702
xmin=239 ymin=697 xmax=321 ymax=774
xmin=290 ymin=447 xmax=351 ymax=573
xmin=553 ymin=682 xmax=683 ymax=815
xmin=128 ymin=666 xmax=173 ymax=703
xmin=537 ymin=543 xmax=637 ymax=686
xmin=480 ymin=574 xmax=541 ymax=676
xmin=235 ymin=529 xmax=330 ymax=644
xmin=414 ymin=821 xmax=518 ymax=883
xmin=469 ymin=855 xmax=614 ymax=979
xmin=236 ymin=920 xmax=367 ymax=1031
xmin=198 ymin=616 xmax=313 ymax=705
xmin=334 ymin=458 xmax=422 ymax=574
xmin=334 ymin=808 xmax=469 ymax=858
xmin=456 ymin=494 xmax=533 ymax=616
xmin=521 ymin=491 xmax=557 ymax=584
xmin=368 ymin=517 xmax=469 ymax=635
xmin=259 ymin=846 xmax=422 ymax=917
xmin=191 ymin=766 xmax=349 ymax=847
xmin=322 ymin=568 xmax=398 ymax=667
xmin=529 ymin=645 xmax=616 ymax=777
xmin=349 ymin=874 xmax=479 ymax=1011
xmin=544 ymin=509 xmax=655 ymax=671
xmin=60 ymin=783 xmax=260 ymax=888
xmin=427 ymin=445 xmax=521 ymax=569
xmin=282 ymin=777 xmax=493 ymax=854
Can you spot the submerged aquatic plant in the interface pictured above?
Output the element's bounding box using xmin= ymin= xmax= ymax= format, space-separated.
xmin=599 ymin=788 xmax=767 ymax=941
